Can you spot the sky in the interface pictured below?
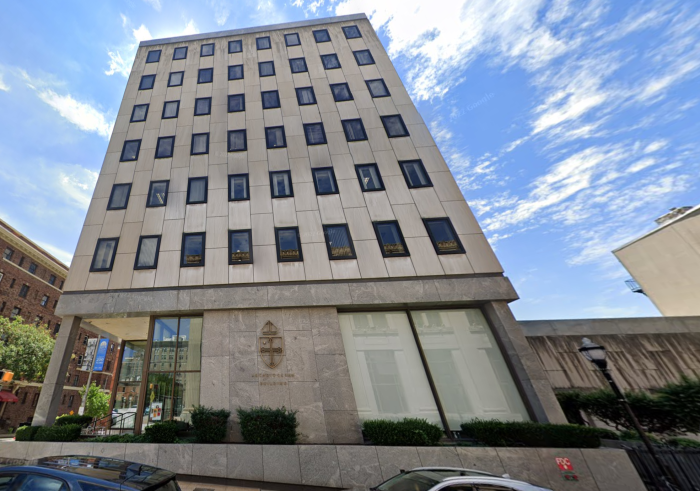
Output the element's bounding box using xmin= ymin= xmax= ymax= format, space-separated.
xmin=0 ymin=0 xmax=698 ymax=320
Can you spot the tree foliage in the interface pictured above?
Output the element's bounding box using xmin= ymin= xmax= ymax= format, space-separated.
xmin=0 ymin=316 xmax=55 ymax=382
xmin=79 ymin=382 xmax=110 ymax=419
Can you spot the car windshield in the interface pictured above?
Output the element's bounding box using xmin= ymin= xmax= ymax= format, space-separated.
xmin=377 ymin=470 xmax=498 ymax=491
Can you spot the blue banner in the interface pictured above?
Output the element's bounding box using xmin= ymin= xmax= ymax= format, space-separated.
xmin=93 ymin=339 xmax=109 ymax=372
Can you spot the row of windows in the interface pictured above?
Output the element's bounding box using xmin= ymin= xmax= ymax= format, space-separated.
xmin=90 ymin=216 xmax=464 ymax=273
xmin=2 ymin=248 xmax=60 ymax=286
xmin=0 ymin=272 xmax=58 ymax=309
xmin=144 ymin=25 xmax=364 ymax=65
xmin=2 ymin=302 xmax=61 ymax=333
xmin=138 ymin=47 xmax=375 ymax=90
xmin=106 ymin=159 xmax=432 ymax=214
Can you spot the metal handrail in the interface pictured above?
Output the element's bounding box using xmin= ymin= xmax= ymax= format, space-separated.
xmin=83 ymin=411 xmax=136 ymax=436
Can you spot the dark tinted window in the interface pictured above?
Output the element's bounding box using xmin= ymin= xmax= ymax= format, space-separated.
xmin=191 ymin=133 xmax=209 ymax=155
xmin=229 ymin=230 xmax=252 ymax=264
xmin=229 ymin=40 xmax=242 ymax=53
xmin=18 ymin=285 xmax=29 ymax=298
xmin=19 ymin=474 xmax=68 ymax=491
xmin=276 ymin=228 xmax=302 ymax=261
xmin=181 ymin=233 xmax=205 ymax=266
xmin=198 ymin=68 xmax=213 ymax=83
xmin=130 ymin=104 xmax=149 ymax=122
xmin=229 ymin=174 xmax=249 ymax=201
xmin=228 ymin=65 xmax=243 ymax=80
xmin=187 ymin=177 xmax=208 ymax=204
xmin=400 ymin=160 xmax=432 ymax=188
xmin=285 ymin=33 xmax=300 ymax=46
xmin=270 ymin=171 xmax=293 ymax=198
xmin=228 ymin=130 xmax=247 ymax=152
xmin=168 ymin=71 xmax=183 ymax=87
xmin=330 ymin=83 xmax=353 ymax=102
xmin=289 ymin=57 xmax=308 ymax=73
xmin=120 ymin=140 xmax=141 ymax=161
xmin=262 ymin=90 xmax=280 ymax=109
xmin=321 ymin=54 xmax=341 ymax=69
xmin=424 ymin=218 xmax=465 ymax=254
xmin=228 ymin=94 xmax=245 ymax=112
xmin=354 ymin=49 xmax=375 ymax=65
xmin=200 ymin=43 xmax=214 ymax=56
xmin=266 ymin=126 xmax=286 ymax=149
xmin=139 ymin=74 xmax=155 ymax=90
xmin=28 ymin=263 xmax=37 ymax=274
xmin=374 ymin=221 xmax=409 ymax=257
xmin=324 ymin=224 xmax=355 ymax=259
xmin=304 ymin=123 xmax=327 ymax=145
xmin=194 ymin=97 xmax=212 ymax=116
xmin=146 ymin=50 xmax=161 ymax=63
xmin=48 ymin=275 xmax=56 ymax=286
xmin=257 ymin=36 xmax=271 ymax=50
xmin=382 ymin=115 xmax=410 ymax=137
xmin=313 ymin=29 xmax=331 ymax=42
xmin=155 ymin=136 xmax=175 ymax=158
xmin=342 ymin=119 xmax=367 ymax=141
xmin=108 ymin=183 xmax=132 ymax=210
xmin=173 ymin=46 xmax=188 ymax=60
xmin=296 ymin=87 xmax=316 ymax=105
xmin=135 ymin=236 xmax=161 ymax=269
xmin=356 ymin=164 xmax=384 ymax=191
xmin=147 ymin=181 xmax=169 ymax=207
xmin=91 ymin=238 xmax=119 ymax=272
xmin=366 ymin=79 xmax=390 ymax=97
xmin=162 ymin=100 xmax=179 ymax=119
xmin=312 ymin=167 xmax=337 ymax=194
xmin=343 ymin=25 xmax=362 ymax=39
xmin=259 ymin=61 xmax=275 ymax=77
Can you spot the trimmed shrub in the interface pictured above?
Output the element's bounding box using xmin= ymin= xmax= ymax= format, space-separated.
xmin=191 ymin=405 xmax=231 ymax=443
xmin=588 ymin=427 xmax=620 ymax=441
xmin=55 ymin=415 xmax=93 ymax=428
xmin=34 ymin=424 xmax=82 ymax=442
xmin=460 ymin=419 xmax=602 ymax=448
xmin=237 ymin=406 xmax=298 ymax=445
xmin=144 ymin=421 xmax=178 ymax=443
xmin=668 ymin=437 xmax=700 ymax=449
xmin=363 ymin=418 xmax=444 ymax=446
xmin=88 ymin=433 xmax=150 ymax=443
xmin=15 ymin=425 xmax=40 ymax=442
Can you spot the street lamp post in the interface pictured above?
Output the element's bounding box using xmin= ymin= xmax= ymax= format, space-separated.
xmin=578 ymin=338 xmax=682 ymax=490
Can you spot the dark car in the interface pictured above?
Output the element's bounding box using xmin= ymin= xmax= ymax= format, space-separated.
xmin=0 ymin=455 xmax=180 ymax=490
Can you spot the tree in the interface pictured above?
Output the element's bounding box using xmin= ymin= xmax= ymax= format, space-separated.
xmin=79 ymin=382 xmax=110 ymax=419
xmin=0 ymin=316 xmax=54 ymax=382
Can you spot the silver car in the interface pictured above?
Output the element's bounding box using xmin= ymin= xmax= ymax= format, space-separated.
xmin=372 ymin=467 xmax=553 ymax=491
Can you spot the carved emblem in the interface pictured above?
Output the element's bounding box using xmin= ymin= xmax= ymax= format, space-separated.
xmin=259 ymin=321 xmax=284 ymax=369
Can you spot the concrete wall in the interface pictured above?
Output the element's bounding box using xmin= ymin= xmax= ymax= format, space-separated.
xmin=0 ymin=442 xmax=647 ymax=491
xmin=614 ymin=210 xmax=700 ymax=316
xmin=522 ymin=316 xmax=700 ymax=391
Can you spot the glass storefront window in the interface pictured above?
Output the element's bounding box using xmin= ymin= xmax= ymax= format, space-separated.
xmin=113 ymin=341 xmax=146 ymax=429
xmin=411 ymin=309 xmax=529 ymax=430
xmin=145 ymin=372 xmax=174 ymax=425
xmin=339 ymin=312 xmax=442 ymax=425
xmin=176 ymin=318 xmax=202 ymax=371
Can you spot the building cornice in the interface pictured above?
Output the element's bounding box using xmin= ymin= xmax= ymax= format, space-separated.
xmin=0 ymin=220 xmax=69 ymax=276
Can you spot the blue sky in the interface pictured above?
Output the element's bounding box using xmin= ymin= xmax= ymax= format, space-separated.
xmin=1 ymin=0 xmax=698 ymax=320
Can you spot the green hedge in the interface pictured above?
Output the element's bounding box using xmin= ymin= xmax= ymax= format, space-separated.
xmin=191 ymin=406 xmax=230 ymax=443
xmin=460 ymin=419 xmax=603 ymax=448
xmin=15 ymin=425 xmax=40 ymax=441
xmin=55 ymin=415 xmax=93 ymax=427
xmin=668 ymin=437 xmax=700 ymax=449
xmin=144 ymin=421 xmax=178 ymax=443
xmin=363 ymin=418 xmax=444 ymax=446
xmin=237 ymin=406 xmax=298 ymax=444
xmin=34 ymin=424 xmax=82 ymax=442
xmin=88 ymin=434 xmax=151 ymax=443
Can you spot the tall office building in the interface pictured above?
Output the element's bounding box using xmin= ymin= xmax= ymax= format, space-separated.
xmin=37 ymin=13 xmax=565 ymax=441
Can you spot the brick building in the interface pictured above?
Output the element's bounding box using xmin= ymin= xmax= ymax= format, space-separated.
xmin=0 ymin=219 xmax=120 ymax=429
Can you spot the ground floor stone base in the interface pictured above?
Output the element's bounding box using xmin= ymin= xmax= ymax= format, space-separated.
xmin=0 ymin=442 xmax=645 ymax=491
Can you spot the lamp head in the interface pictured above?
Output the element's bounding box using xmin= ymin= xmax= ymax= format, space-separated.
xmin=579 ymin=337 xmax=608 ymax=370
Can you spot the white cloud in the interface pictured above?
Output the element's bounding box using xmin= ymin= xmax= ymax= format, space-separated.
xmin=209 ymin=0 xmax=230 ymax=26
xmin=120 ymin=13 xmax=128 ymax=27
xmin=143 ymin=0 xmax=162 ymax=11
xmin=0 ymin=73 xmax=9 ymax=91
xmin=182 ymin=19 xmax=199 ymax=35
xmin=644 ymin=140 xmax=668 ymax=153
xmin=36 ymin=89 xmax=113 ymax=139
xmin=105 ymin=50 xmax=130 ymax=77
xmin=132 ymin=24 xmax=153 ymax=42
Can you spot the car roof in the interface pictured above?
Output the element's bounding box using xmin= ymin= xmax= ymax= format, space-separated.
xmin=411 ymin=467 xmax=499 ymax=477
xmin=438 ymin=476 xmax=552 ymax=491
xmin=0 ymin=455 xmax=176 ymax=491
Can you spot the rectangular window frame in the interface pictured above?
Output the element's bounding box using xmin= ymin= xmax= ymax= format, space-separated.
xmin=173 ymin=46 xmax=188 ymax=60
xmin=275 ymin=227 xmax=303 ymax=262
xmin=321 ymin=54 xmax=341 ymax=70
xmin=330 ymin=83 xmax=353 ymax=102
xmin=265 ymin=126 xmax=287 ymax=149
xmin=381 ymin=114 xmax=410 ymax=138
xmin=323 ymin=224 xmax=356 ymax=259
xmin=120 ymin=140 xmax=142 ymax=162
xmin=146 ymin=49 xmax=161 ymax=63
xmin=366 ymin=78 xmax=391 ymax=98
xmin=373 ymin=220 xmax=410 ymax=258
xmin=256 ymin=36 xmax=271 ymax=50
xmin=342 ymin=25 xmax=362 ymax=39
xmin=289 ymin=57 xmax=308 ymax=73
xmin=107 ymin=183 xmax=132 ymax=211
xmin=155 ymin=136 xmax=175 ymax=159
xmin=162 ymin=100 xmax=180 ymax=119
xmin=147 ymin=180 xmax=170 ymax=208
xmin=296 ymin=87 xmax=317 ymax=106
xmin=228 ymin=229 xmax=253 ymax=265
xmin=130 ymin=103 xmax=149 ymax=123
xmin=139 ymin=74 xmax=155 ymax=90
xmin=269 ymin=170 xmax=294 ymax=198
xmin=228 ymin=94 xmax=245 ymax=112
xmin=40 ymin=295 xmax=49 ymax=307
xmin=228 ymin=174 xmax=250 ymax=201
xmin=90 ymin=238 xmax=120 ymax=272
xmin=355 ymin=163 xmax=385 ymax=192
xmin=186 ymin=177 xmax=209 ymax=205
xmin=312 ymin=167 xmax=339 ymax=195
xmin=261 ymin=90 xmax=281 ymax=109
xmin=191 ymin=133 xmax=210 ymax=155
xmin=399 ymin=160 xmax=433 ymax=188
xmin=423 ymin=218 xmax=465 ymax=255
xmin=229 ymin=40 xmax=242 ymax=53
xmin=168 ymin=71 xmax=184 ymax=87
xmin=198 ymin=68 xmax=213 ymax=84
xmin=2 ymin=248 xmax=13 ymax=261
xmin=304 ymin=122 xmax=328 ymax=145
xmin=259 ymin=61 xmax=276 ymax=77
xmin=313 ymin=29 xmax=331 ymax=43
xmin=134 ymin=235 xmax=162 ymax=270
xmin=200 ymin=43 xmax=215 ymax=57
xmin=181 ymin=233 xmax=206 ymax=267
xmin=48 ymin=275 xmax=56 ymax=286
xmin=228 ymin=129 xmax=248 ymax=152
xmin=341 ymin=119 xmax=368 ymax=142
xmin=18 ymin=284 xmax=29 ymax=298
xmin=28 ymin=263 xmax=37 ymax=274
xmin=194 ymin=97 xmax=212 ymax=116
xmin=228 ymin=64 xmax=244 ymax=80
xmin=285 ymin=33 xmax=301 ymax=46
xmin=353 ymin=49 xmax=375 ymax=66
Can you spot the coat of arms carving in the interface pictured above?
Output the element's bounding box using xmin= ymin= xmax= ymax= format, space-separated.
xmin=259 ymin=321 xmax=284 ymax=369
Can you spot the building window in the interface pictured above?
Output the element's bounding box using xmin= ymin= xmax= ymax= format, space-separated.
xmin=261 ymin=90 xmax=280 ymax=109
xmin=304 ymin=123 xmax=327 ymax=145
xmin=228 ymin=130 xmax=247 ymax=152
xmin=0 ymin=273 xmax=3 ymax=284
xmin=77 ymin=355 xmax=83 ymax=366
xmin=146 ymin=49 xmax=161 ymax=63
xmin=91 ymin=238 xmax=119 ymax=272
xmin=229 ymin=230 xmax=253 ymax=264
xmin=289 ymin=57 xmax=307 ymax=73
xmin=229 ymin=174 xmax=249 ymax=201
xmin=84 ymin=334 xmax=89 ymax=344
xmin=270 ymin=171 xmax=293 ymax=198
xmin=28 ymin=263 xmax=37 ymax=274
xmin=120 ymin=140 xmax=141 ymax=162
xmin=191 ymin=133 xmax=210 ymax=155
xmin=167 ymin=71 xmax=183 ymax=87
xmin=296 ymin=87 xmax=316 ymax=105
xmin=228 ymin=94 xmax=245 ymax=112
xmin=200 ymin=43 xmax=214 ymax=57
xmin=256 ymin=36 xmax=271 ymax=50
xmin=259 ymin=61 xmax=275 ymax=77
xmin=32 ymin=393 xmax=39 ymax=406
xmin=154 ymin=136 xmax=174 ymax=159
xmin=285 ymin=33 xmax=301 ymax=46
xmin=343 ymin=25 xmax=362 ymax=39
xmin=353 ymin=49 xmax=375 ymax=66
xmin=313 ymin=29 xmax=331 ymax=43
xmin=139 ymin=74 xmax=155 ymax=90
xmin=2 ymin=248 xmax=13 ymax=260
xmin=130 ymin=103 xmax=149 ymax=122
xmin=173 ymin=46 xmax=188 ymax=60
xmin=228 ymin=65 xmax=243 ymax=80
xmin=19 ymin=284 xmax=29 ymax=298
xmin=53 ymin=323 xmax=60 ymax=335
xmin=198 ymin=68 xmax=213 ymax=84
xmin=18 ymin=257 xmax=24 ymax=267
xmin=68 ymin=395 xmax=74 ymax=407
xmin=366 ymin=79 xmax=391 ymax=98
xmin=276 ymin=227 xmax=303 ymax=262
xmin=356 ymin=164 xmax=384 ymax=192
xmin=381 ymin=115 xmax=410 ymax=137
xmin=374 ymin=221 xmax=409 ymax=257
xmin=229 ymin=40 xmax=242 ymax=53
xmin=48 ymin=275 xmax=56 ymax=286
xmin=187 ymin=177 xmax=208 ymax=204
xmin=342 ymin=119 xmax=367 ymax=142
xmin=321 ymin=54 xmax=341 ymax=70
xmin=34 ymin=315 xmax=43 ymax=326
xmin=147 ymin=181 xmax=169 ymax=207
xmin=22 ymin=392 xmax=28 ymax=404
xmin=330 ymin=83 xmax=353 ymax=102
xmin=40 ymin=295 xmax=49 ymax=307
xmin=108 ymin=183 xmax=132 ymax=210
xmin=162 ymin=100 xmax=180 ymax=119
xmin=265 ymin=126 xmax=287 ymax=149
xmin=10 ymin=307 xmax=20 ymax=319
xmin=105 ymin=360 xmax=111 ymax=372
xmin=135 ymin=236 xmax=162 ymax=269
xmin=9 ymin=279 xmax=15 ymax=288
xmin=424 ymin=218 xmax=465 ymax=254
xmin=400 ymin=160 xmax=432 ymax=188
xmin=110 ymin=343 xmax=114 ymax=352
xmin=59 ymin=280 xmax=64 ymax=289
xmin=312 ymin=167 xmax=338 ymax=195
xmin=53 ymin=300 xmax=57 ymax=308
xmin=181 ymin=233 xmax=205 ymax=267
xmin=0 ymin=301 xmax=4 ymax=312
xmin=194 ymin=97 xmax=212 ymax=116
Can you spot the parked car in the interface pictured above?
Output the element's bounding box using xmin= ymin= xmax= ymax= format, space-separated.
xmin=0 ymin=455 xmax=180 ymax=490
xmin=371 ymin=467 xmax=553 ymax=491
